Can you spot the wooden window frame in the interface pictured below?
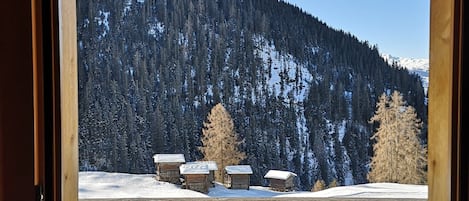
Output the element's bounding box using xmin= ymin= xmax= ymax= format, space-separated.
xmin=55 ymin=0 xmax=468 ymax=200
xmin=31 ymin=0 xmax=78 ymax=200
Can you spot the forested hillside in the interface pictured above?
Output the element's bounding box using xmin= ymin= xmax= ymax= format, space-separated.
xmin=77 ymin=0 xmax=427 ymax=190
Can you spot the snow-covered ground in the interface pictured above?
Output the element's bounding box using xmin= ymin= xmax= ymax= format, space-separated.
xmin=79 ymin=171 xmax=427 ymax=199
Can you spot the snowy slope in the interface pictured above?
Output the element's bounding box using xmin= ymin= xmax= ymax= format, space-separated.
xmin=278 ymin=183 xmax=427 ymax=199
xmin=79 ymin=171 xmax=207 ymax=199
xmin=382 ymin=54 xmax=429 ymax=93
xmin=79 ymin=171 xmax=427 ymax=199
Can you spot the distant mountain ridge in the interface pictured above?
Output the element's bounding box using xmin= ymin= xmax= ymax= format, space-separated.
xmin=381 ymin=54 xmax=429 ymax=93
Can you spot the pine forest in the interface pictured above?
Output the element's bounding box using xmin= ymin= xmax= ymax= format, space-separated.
xmin=77 ymin=0 xmax=427 ymax=190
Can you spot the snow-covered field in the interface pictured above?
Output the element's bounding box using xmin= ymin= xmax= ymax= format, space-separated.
xmin=79 ymin=171 xmax=427 ymax=199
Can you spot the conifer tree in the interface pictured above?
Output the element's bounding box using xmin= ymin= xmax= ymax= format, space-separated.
xmin=391 ymin=92 xmax=427 ymax=184
xmin=199 ymin=103 xmax=246 ymax=182
xmin=368 ymin=91 xmax=426 ymax=184
xmin=329 ymin=179 xmax=338 ymax=188
xmin=312 ymin=179 xmax=326 ymax=192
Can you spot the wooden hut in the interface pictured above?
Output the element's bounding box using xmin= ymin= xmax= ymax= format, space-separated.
xmin=264 ymin=170 xmax=297 ymax=192
xmin=186 ymin=161 xmax=218 ymax=187
xmin=224 ymin=165 xmax=253 ymax=190
xmin=153 ymin=154 xmax=185 ymax=184
xmin=179 ymin=164 xmax=210 ymax=193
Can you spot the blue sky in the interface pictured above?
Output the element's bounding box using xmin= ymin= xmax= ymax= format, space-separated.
xmin=283 ymin=0 xmax=430 ymax=59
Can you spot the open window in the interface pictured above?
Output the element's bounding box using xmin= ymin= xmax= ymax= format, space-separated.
xmin=0 ymin=0 xmax=466 ymax=200
xmin=57 ymin=0 xmax=467 ymax=200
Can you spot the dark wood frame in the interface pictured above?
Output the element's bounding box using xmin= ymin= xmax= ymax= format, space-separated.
xmin=427 ymin=0 xmax=466 ymax=200
xmin=0 ymin=0 xmax=77 ymax=200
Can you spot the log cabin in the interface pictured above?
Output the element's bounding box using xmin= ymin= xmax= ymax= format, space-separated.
xmin=224 ymin=165 xmax=253 ymax=190
xmin=186 ymin=161 xmax=218 ymax=187
xmin=179 ymin=164 xmax=210 ymax=193
xmin=153 ymin=154 xmax=185 ymax=184
xmin=264 ymin=170 xmax=297 ymax=192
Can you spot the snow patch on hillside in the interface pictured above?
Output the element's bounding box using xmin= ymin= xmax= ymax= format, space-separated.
xmin=254 ymin=35 xmax=312 ymax=104
xmin=94 ymin=10 xmax=110 ymax=38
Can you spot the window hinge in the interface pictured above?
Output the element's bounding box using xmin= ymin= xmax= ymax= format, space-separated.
xmin=35 ymin=185 xmax=44 ymax=201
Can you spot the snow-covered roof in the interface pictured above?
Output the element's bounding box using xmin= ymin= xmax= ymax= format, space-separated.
xmin=225 ymin=165 xmax=253 ymax=175
xmin=186 ymin=161 xmax=218 ymax=170
xmin=153 ymin=154 xmax=185 ymax=163
xmin=264 ymin=170 xmax=297 ymax=180
xmin=179 ymin=164 xmax=209 ymax=175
